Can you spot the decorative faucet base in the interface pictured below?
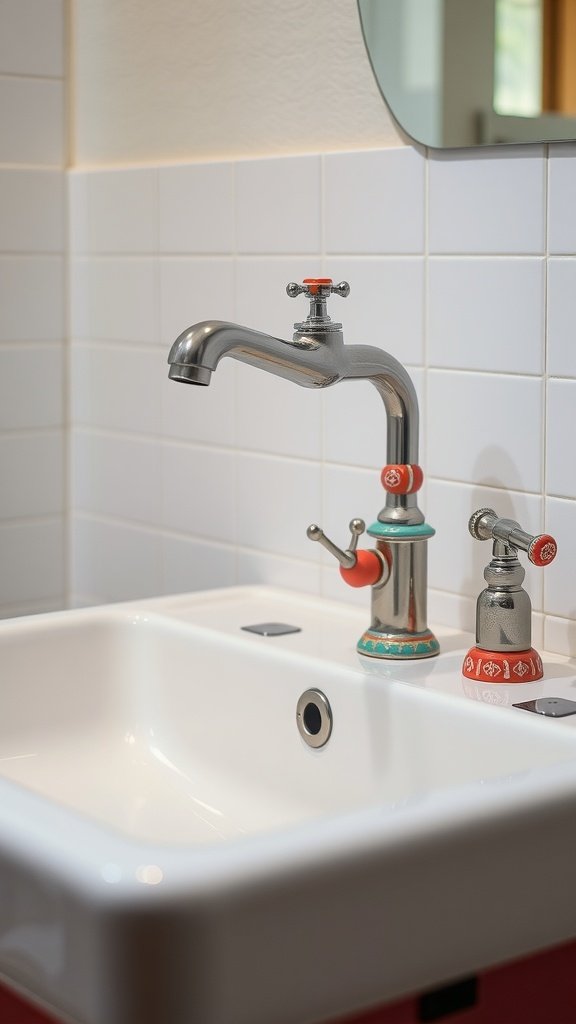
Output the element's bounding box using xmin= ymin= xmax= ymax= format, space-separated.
xmin=358 ymin=629 xmax=440 ymax=660
xmin=462 ymin=646 xmax=543 ymax=683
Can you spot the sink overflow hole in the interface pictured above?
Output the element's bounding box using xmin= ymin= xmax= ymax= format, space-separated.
xmin=296 ymin=689 xmax=332 ymax=749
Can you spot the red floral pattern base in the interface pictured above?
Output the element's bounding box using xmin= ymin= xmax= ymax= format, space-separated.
xmin=462 ymin=645 xmax=543 ymax=683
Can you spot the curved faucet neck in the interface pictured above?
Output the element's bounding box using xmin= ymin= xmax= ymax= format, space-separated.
xmin=167 ymin=320 xmax=422 ymax=523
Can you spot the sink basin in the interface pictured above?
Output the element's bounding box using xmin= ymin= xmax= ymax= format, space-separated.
xmin=1 ymin=586 xmax=576 ymax=1024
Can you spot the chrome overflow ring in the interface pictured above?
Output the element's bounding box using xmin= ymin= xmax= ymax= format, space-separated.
xmin=296 ymin=688 xmax=333 ymax=748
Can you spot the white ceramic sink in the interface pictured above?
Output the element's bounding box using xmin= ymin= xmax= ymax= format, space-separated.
xmin=1 ymin=586 xmax=576 ymax=1024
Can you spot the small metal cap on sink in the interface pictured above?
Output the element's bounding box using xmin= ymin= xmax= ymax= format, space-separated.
xmin=241 ymin=622 xmax=301 ymax=637
xmin=513 ymin=697 xmax=576 ymax=718
xmin=296 ymin=689 xmax=333 ymax=748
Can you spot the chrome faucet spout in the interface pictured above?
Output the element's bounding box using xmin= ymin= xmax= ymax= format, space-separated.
xmin=167 ymin=322 xmax=419 ymax=477
xmin=167 ymin=320 xmax=345 ymax=390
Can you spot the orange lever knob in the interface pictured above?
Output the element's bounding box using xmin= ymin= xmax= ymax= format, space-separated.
xmin=381 ymin=464 xmax=423 ymax=495
xmin=528 ymin=534 xmax=557 ymax=566
xmin=340 ymin=550 xmax=383 ymax=589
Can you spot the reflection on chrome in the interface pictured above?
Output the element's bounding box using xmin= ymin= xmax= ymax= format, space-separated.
xmin=101 ymin=862 xmax=123 ymax=884
xmin=136 ymin=864 xmax=164 ymax=886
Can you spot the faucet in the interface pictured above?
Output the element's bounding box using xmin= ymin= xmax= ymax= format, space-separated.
xmin=167 ymin=277 xmax=439 ymax=660
xmin=462 ymin=508 xmax=557 ymax=683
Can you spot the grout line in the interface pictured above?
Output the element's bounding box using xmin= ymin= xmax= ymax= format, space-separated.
xmin=426 ymin=475 xmax=544 ymax=498
xmin=0 ymin=427 xmax=63 ymax=440
xmin=0 ymin=163 xmax=64 ymax=171
xmin=0 ymin=514 xmax=63 ymax=528
xmin=0 ymin=71 xmax=64 ymax=83
xmin=231 ymin=159 xmax=240 ymax=587
xmin=320 ymin=153 xmax=327 ymax=586
xmin=74 ymin=508 xmax=321 ymax=566
xmin=63 ymin=144 xmax=73 ymax=607
xmin=541 ymin=145 xmax=550 ymax=634
xmin=422 ymin=147 xmax=429 ymax=482
xmin=543 ymin=145 xmax=550 ymax=526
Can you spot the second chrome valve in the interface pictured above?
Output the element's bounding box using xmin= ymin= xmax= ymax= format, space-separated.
xmin=463 ymin=508 xmax=557 ymax=683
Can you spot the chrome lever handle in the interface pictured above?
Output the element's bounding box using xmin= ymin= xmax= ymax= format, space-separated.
xmin=468 ymin=508 xmax=557 ymax=566
xmin=306 ymin=518 xmax=365 ymax=569
xmin=286 ymin=279 xmax=350 ymax=299
xmin=287 ymin=278 xmax=350 ymax=330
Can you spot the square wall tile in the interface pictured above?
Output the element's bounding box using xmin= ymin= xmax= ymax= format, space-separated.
xmin=162 ymin=535 xmax=236 ymax=595
xmin=0 ymin=520 xmax=63 ymax=605
xmin=0 ymin=171 xmax=64 ymax=252
xmin=427 ymin=479 xmax=544 ymax=609
xmin=324 ymin=148 xmax=425 ymax=254
xmin=547 ymin=259 xmax=576 ymax=377
xmin=162 ymin=358 xmax=236 ymax=448
xmin=73 ymin=431 xmax=162 ymax=526
xmin=324 ymin=367 xmax=424 ymax=471
xmin=69 ymin=169 xmax=158 ymax=254
xmin=72 ymin=517 xmax=161 ymax=605
xmin=162 ymin=443 xmax=236 ymax=544
xmin=0 ymin=345 xmax=63 ymax=429
xmin=0 ymin=78 xmax=64 ymax=165
xmin=236 ymin=452 xmax=322 ymax=561
xmin=427 ymin=370 xmax=543 ymax=492
xmin=427 ymin=590 xmax=476 ymax=634
xmin=71 ymin=343 xmax=163 ymax=435
xmin=236 ymin=362 xmax=322 ymax=461
xmin=544 ymin=615 xmax=576 ymax=659
xmin=235 ymin=156 xmax=321 ymax=254
xmin=547 ymin=379 xmax=576 ymax=498
xmin=238 ymin=549 xmax=320 ymax=595
xmin=160 ymin=257 xmax=234 ymax=345
xmin=159 ymin=163 xmax=234 ymax=253
xmin=548 ymin=145 xmax=576 ymax=254
xmin=324 ymin=258 xmax=424 ymax=366
xmin=0 ymin=257 xmax=63 ymax=341
xmin=544 ymin=497 xmax=576 ymax=620
xmin=0 ymin=433 xmax=63 ymax=519
xmin=428 ymin=147 xmax=545 ymax=254
xmin=428 ymin=258 xmax=544 ymax=374
xmin=322 ymin=463 xmax=387 ymax=561
xmin=0 ymin=0 xmax=64 ymax=77
xmin=71 ymin=258 xmax=158 ymax=343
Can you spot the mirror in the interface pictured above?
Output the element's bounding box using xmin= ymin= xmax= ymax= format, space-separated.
xmin=358 ymin=0 xmax=576 ymax=147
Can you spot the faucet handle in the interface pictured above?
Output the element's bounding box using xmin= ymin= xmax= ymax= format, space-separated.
xmin=469 ymin=508 xmax=557 ymax=566
xmin=287 ymin=278 xmax=350 ymax=331
xmin=307 ymin=519 xmax=386 ymax=589
xmin=287 ymin=279 xmax=350 ymax=299
xmin=306 ymin=518 xmax=365 ymax=568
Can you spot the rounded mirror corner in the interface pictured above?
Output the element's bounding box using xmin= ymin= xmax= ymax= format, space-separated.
xmin=357 ymin=0 xmax=576 ymax=150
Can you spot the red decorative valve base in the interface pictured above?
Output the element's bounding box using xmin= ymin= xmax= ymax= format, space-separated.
xmin=462 ymin=646 xmax=543 ymax=683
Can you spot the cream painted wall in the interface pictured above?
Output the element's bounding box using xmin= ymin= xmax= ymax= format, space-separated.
xmin=71 ymin=0 xmax=402 ymax=166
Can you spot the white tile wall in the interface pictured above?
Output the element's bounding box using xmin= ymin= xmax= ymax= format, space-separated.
xmin=548 ymin=146 xmax=576 ymax=254
xmin=159 ymin=163 xmax=234 ymax=254
xmin=236 ymin=156 xmax=321 ymax=254
xmin=0 ymin=0 xmax=66 ymax=615
xmin=59 ymin=141 xmax=576 ymax=662
xmin=428 ymin=258 xmax=544 ymax=374
xmin=0 ymin=0 xmax=64 ymax=77
xmin=428 ymin=147 xmax=546 ymax=254
xmin=324 ymin=148 xmax=425 ymax=253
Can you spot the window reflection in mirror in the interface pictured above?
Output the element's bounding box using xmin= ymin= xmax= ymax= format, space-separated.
xmin=358 ymin=0 xmax=576 ymax=147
